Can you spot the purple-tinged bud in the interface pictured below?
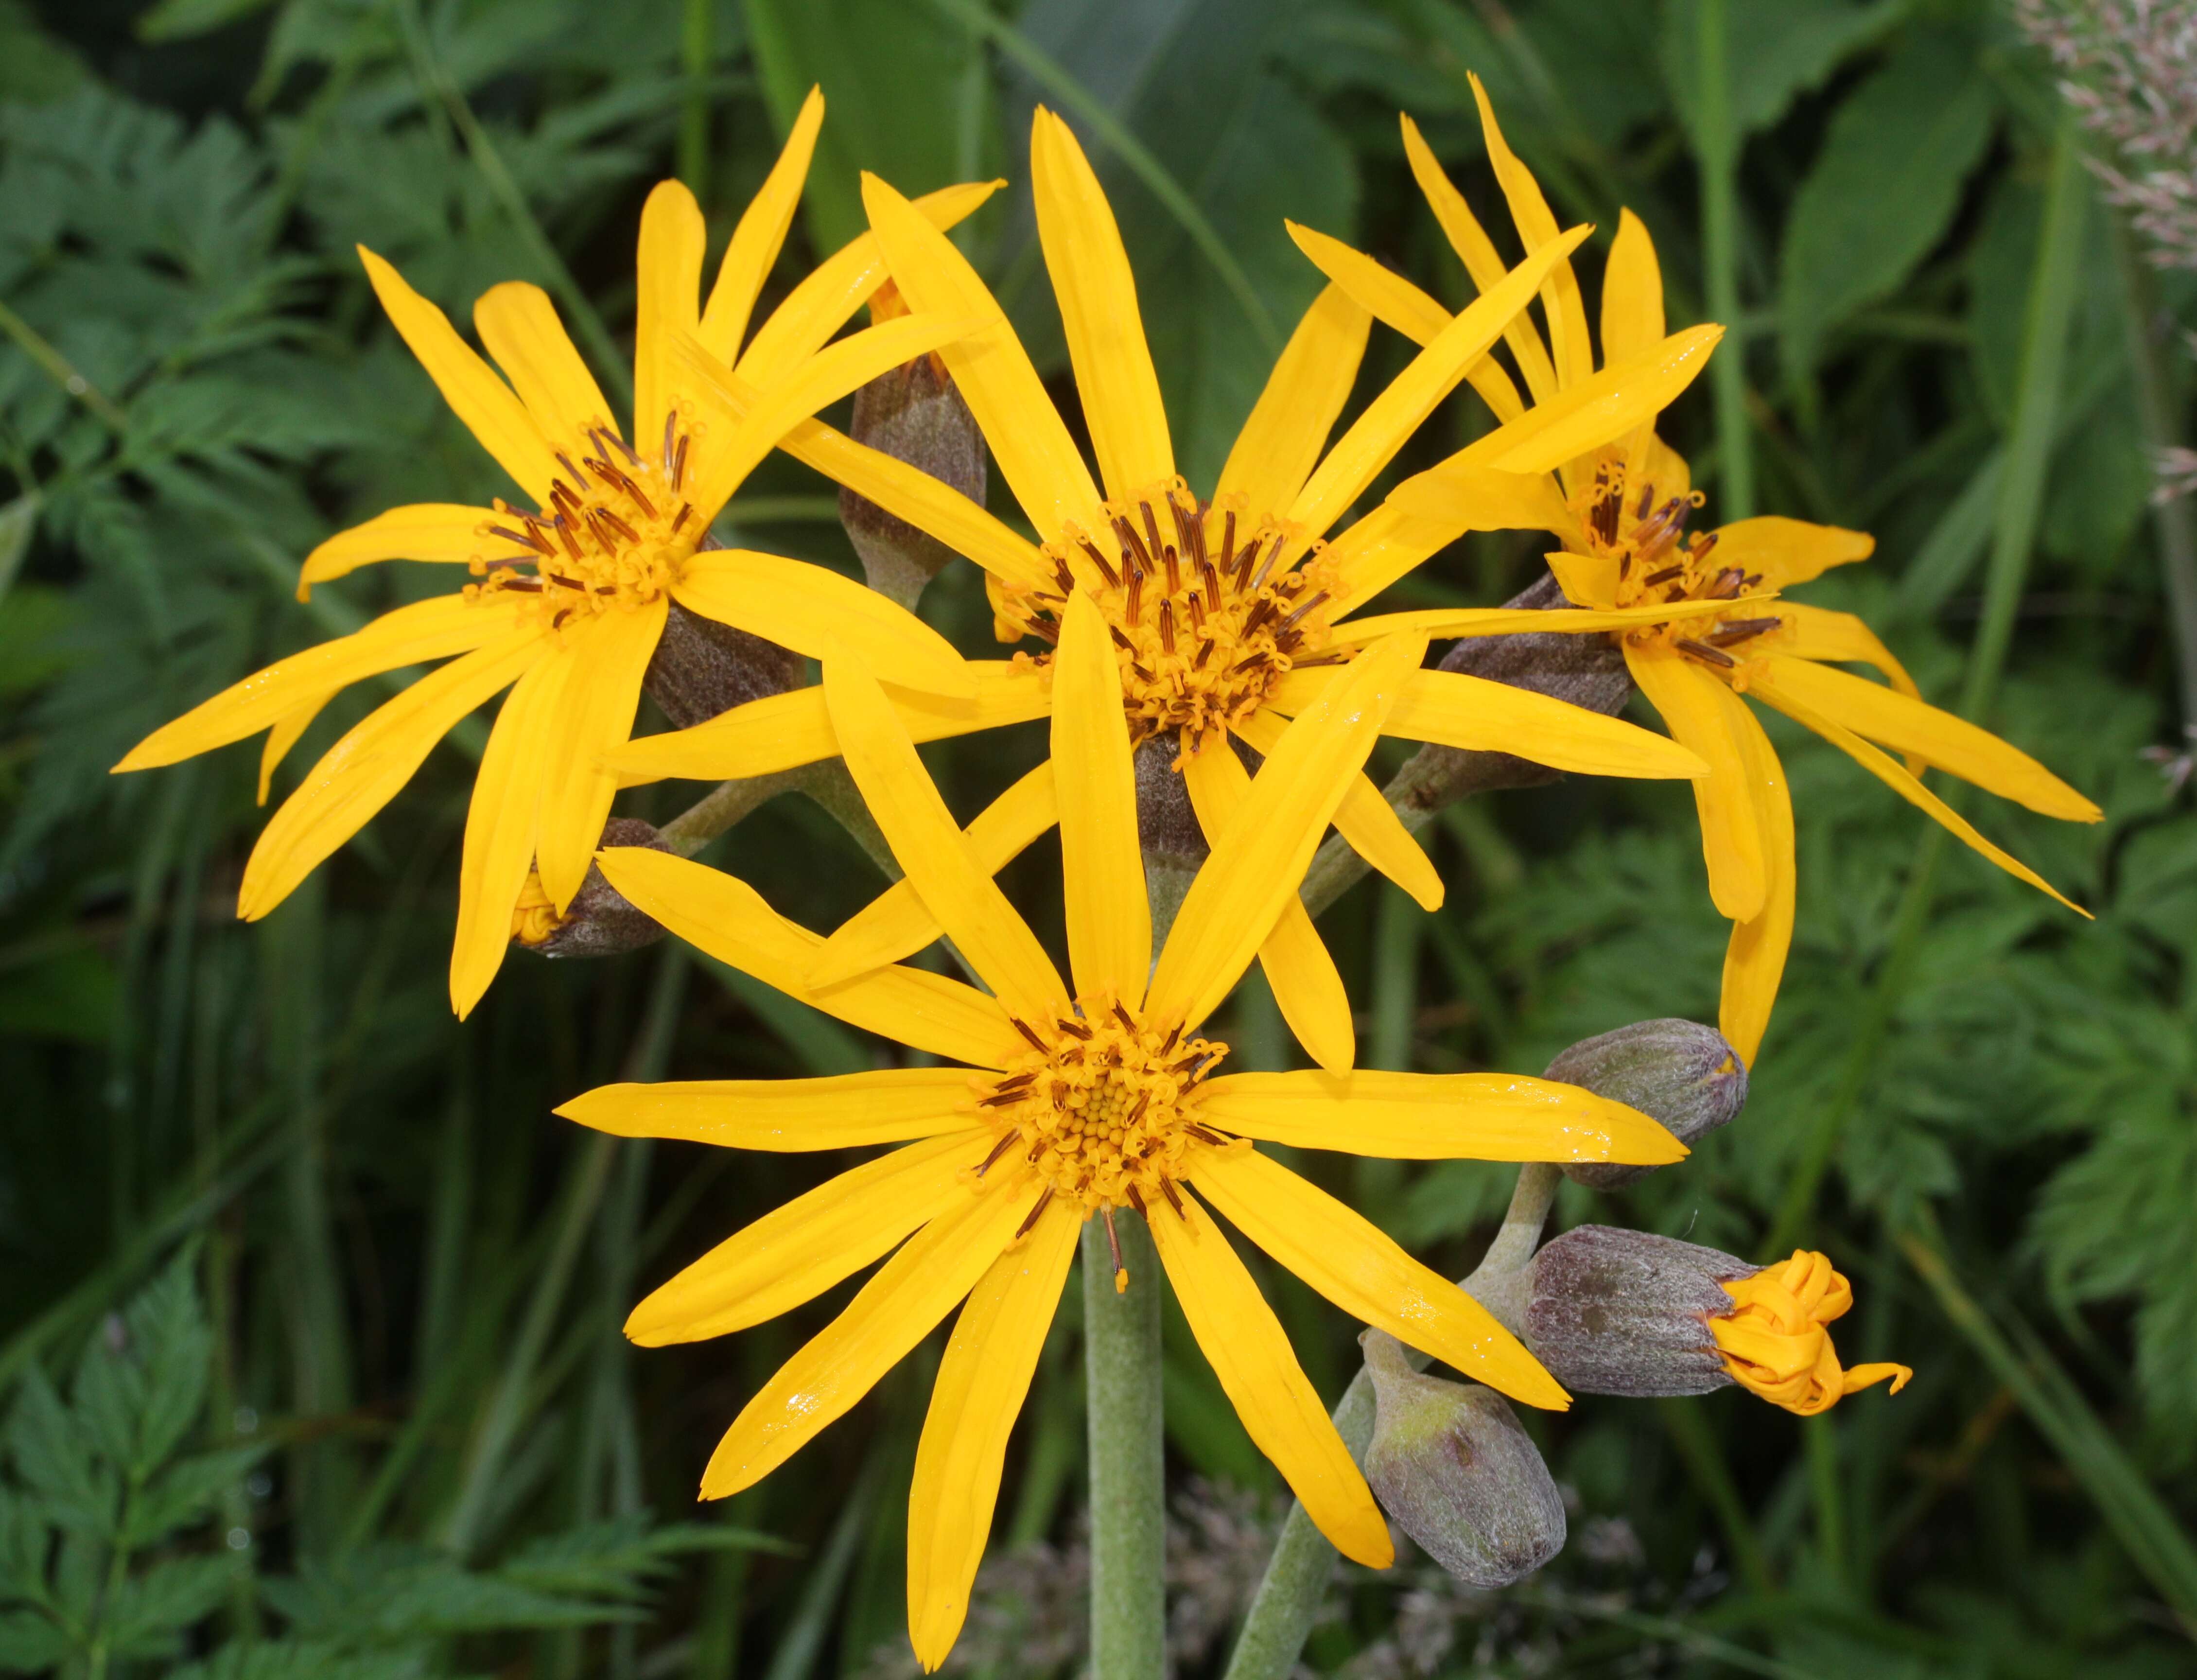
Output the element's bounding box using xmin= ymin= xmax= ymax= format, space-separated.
xmin=513 ymin=819 xmax=670 ymax=960
xmin=1545 ymin=1019 xmax=1747 ymax=1190
xmin=1520 ymin=1225 xmax=1753 ymax=1398
xmin=1360 ymin=1332 xmax=1565 ymax=1588
xmin=643 ymin=595 xmax=806 ymax=731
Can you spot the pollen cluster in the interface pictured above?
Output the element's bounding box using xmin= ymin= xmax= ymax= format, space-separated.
xmin=1578 ymin=461 xmax=1780 ymax=675
xmin=467 ymin=408 xmax=708 ymax=630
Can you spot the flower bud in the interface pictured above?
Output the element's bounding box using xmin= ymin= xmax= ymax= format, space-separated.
xmin=644 ymin=595 xmax=806 ymax=731
xmin=1545 ymin=1019 xmax=1747 ymax=1190
xmin=1360 ymin=1331 xmax=1565 ymax=1589
xmin=512 ymin=818 xmax=671 ymax=960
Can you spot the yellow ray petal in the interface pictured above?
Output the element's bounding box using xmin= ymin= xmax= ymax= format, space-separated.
xmin=673 ymin=548 xmax=973 ymax=699
xmin=810 ymin=764 xmax=1058 ymax=988
xmin=698 ymin=1173 xmax=1032 ymax=1498
xmin=823 ymin=659 xmax=1068 ymax=1026
xmin=1330 ymin=595 xmax=1784 ymax=649
xmin=1190 ymin=1143 xmax=1568 ymax=1409
xmin=1625 ymin=644 xmax=1768 ymax=921
xmin=596 ymin=846 xmax=1026 ymax=1067
xmin=237 ymin=631 xmax=545 ymax=922
xmin=535 ymin=598 xmax=667 ymax=910
xmin=1771 ymin=602 xmax=1919 ymax=698
xmin=629 ymin=1130 xmax=993 ymax=1346
xmin=297 ymin=503 xmax=501 ymax=595
xmin=1747 ymin=675 xmax=2092 ymax=917
xmin=1718 ymin=695 xmax=1793 ymax=1068
xmin=605 ymin=662 xmax=1050 ymax=788
xmin=1182 ymin=743 xmax=1355 ymax=1073
xmin=1317 ymin=501 xmax=1502 ymax=616
xmin=1469 ymin=74 xmax=1593 ymax=391
xmin=1053 ymin=592 xmax=1150 ymax=1004
xmin=257 ymin=692 xmax=337 ymax=805
xmin=1455 ymin=326 xmax=1723 ymax=478
xmin=861 ymin=171 xmax=1100 ymax=540
xmin=1198 ymin=1069 xmax=1688 ymax=1164
xmin=1030 ymin=107 xmax=1173 ymax=500
xmin=1759 ymin=655 xmax=2100 ymax=822
xmin=1234 ymin=706 xmax=1442 ymax=911
xmin=697 ymin=85 xmax=823 ymax=364
xmin=1147 ymin=1188 xmax=1394 ymax=1567
xmin=1371 ymin=459 xmax=1572 ymax=546
xmin=474 ymin=281 xmax=615 ymax=439
xmin=1545 ymin=547 xmax=1621 ymax=609
xmin=558 ymin=1067 xmax=984 ymax=1150
xmin=358 ymin=246 xmax=555 ymax=504
xmin=450 ymin=644 xmax=568 ymax=1017
xmin=1710 ymin=515 xmax=1873 ymax=590
xmin=907 ymin=1196 xmax=1080 ymax=1670
xmin=633 ymin=179 xmax=707 ymax=450
xmin=1363 ymin=665 xmax=1709 ymax=781
xmin=1217 ymin=283 xmax=1377 ymax=521
xmin=1149 ymin=634 xmax=1425 ymax=1034
xmin=1599 ymin=208 xmax=1665 ymax=365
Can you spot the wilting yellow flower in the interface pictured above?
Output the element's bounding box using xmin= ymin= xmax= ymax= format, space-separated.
xmin=564 ymin=600 xmax=1686 ymax=1668
xmin=1298 ymin=81 xmax=2100 ymax=1063
xmin=611 ymin=105 xmax=1729 ymax=1071
xmin=1711 ymin=1250 xmax=1912 ymax=1417
xmin=111 ymin=91 xmax=987 ymax=1017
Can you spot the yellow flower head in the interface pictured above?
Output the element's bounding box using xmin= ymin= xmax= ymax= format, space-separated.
xmin=111 ymin=89 xmax=989 ymax=1018
xmin=1710 ymin=1249 xmax=1913 ymax=1417
xmin=566 ymin=597 xmax=1690 ymax=1669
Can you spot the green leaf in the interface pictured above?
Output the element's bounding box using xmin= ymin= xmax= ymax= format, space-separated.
xmin=134 ymin=0 xmax=280 ymax=44
xmin=1660 ymin=0 xmax=1905 ymax=147
xmin=126 ymin=1446 xmax=270 ymax=1548
xmin=0 ymin=1608 xmax=69 ymax=1673
xmin=169 ymin=1645 xmax=431 ymax=1680
xmin=103 ymin=1555 xmax=235 ymax=1657
xmin=4 ymin=1370 xmax=109 ymax=1538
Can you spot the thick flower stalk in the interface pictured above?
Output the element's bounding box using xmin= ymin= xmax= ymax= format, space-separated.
xmin=1298 ymin=80 xmax=2101 ymax=1063
xmin=609 ymin=106 xmax=1734 ymax=1071
xmin=558 ymin=599 xmax=1687 ymax=1669
xmin=110 ymin=90 xmax=988 ymax=1016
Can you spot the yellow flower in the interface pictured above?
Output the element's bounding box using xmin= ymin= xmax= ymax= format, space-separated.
xmin=565 ymin=598 xmax=1688 ymax=1669
xmin=610 ymin=106 xmax=1728 ymax=1072
xmin=111 ymin=90 xmax=988 ymax=1018
xmin=1297 ymin=79 xmax=2101 ymax=1064
xmin=1711 ymin=1250 xmax=1912 ymax=1417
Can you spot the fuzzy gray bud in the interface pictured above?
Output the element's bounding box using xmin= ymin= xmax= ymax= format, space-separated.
xmin=644 ymin=593 xmax=806 ymax=731
xmin=837 ymin=345 xmax=986 ymax=607
xmin=516 ymin=819 xmax=672 ymax=960
xmin=1545 ymin=1019 xmax=1747 ymax=1190
xmin=1520 ymin=1225 xmax=1752 ymax=1398
xmin=1360 ymin=1332 xmax=1566 ymax=1588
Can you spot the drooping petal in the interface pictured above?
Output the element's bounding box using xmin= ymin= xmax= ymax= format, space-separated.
xmin=1317 ymin=501 xmax=1514 ymax=615
xmin=697 ymin=1173 xmax=1032 ymax=1498
xmin=1198 ymin=1068 xmax=1688 ymax=1163
xmin=627 ymin=1130 xmax=993 ymax=1346
xmin=1233 ymin=707 xmax=1441 ymax=910
xmin=1329 ymin=594 xmax=1777 ymax=649
xmin=1147 ymin=1189 xmax=1393 ymax=1567
xmin=633 ymin=179 xmax=707 ymax=450
xmin=450 ymin=645 xmax=568 ymax=1017
xmin=907 ymin=1196 xmax=1080 ymax=1670
xmin=1216 ymin=282 xmax=1377 ymax=521
xmin=1190 ymin=1143 xmax=1568 ymax=1409
xmin=1771 ymin=603 xmax=1919 ymax=698
xmin=474 ymin=281 xmax=616 ymax=439
xmin=1053 ymin=591 xmax=1150 ymax=1005
xmin=1625 ymin=644 xmax=1768 ymax=922
xmin=1469 ymin=73 xmax=1594 ymax=391
xmin=697 ymin=85 xmax=824 ymax=365
xmin=822 ymin=660 xmax=1069 ymax=1027
xmin=1450 ymin=326 xmax=1723 ymax=478
xmin=1362 ymin=665 xmax=1709 ymax=781
xmin=1710 ymin=515 xmax=1873 ymax=590
xmin=534 ymin=598 xmax=668 ymax=910
xmin=1599 ymin=208 xmax=1665 ymax=365
xmin=596 ymin=847 xmax=1026 ymax=1068
xmin=1718 ymin=696 xmax=1794 ymax=1068
xmin=1358 ymin=460 xmax=1571 ymax=555
xmin=559 ymin=1067 xmax=983 ymax=1150
xmin=297 ymin=503 xmax=502 ymax=595
xmin=358 ymin=247 xmax=556 ymax=504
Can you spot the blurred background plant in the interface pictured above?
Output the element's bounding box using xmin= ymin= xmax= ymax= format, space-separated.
xmin=2 ymin=0 xmax=2195 ymax=1675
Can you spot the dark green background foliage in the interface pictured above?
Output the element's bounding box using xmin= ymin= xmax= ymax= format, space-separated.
xmin=0 ymin=0 xmax=2192 ymax=1673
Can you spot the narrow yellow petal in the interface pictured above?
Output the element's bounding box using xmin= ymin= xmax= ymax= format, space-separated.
xmin=1319 ymin=501 xmax=1493 ymax=615
xmin=1198 ymin=1069 xmax=1688 ymax=1164
xmin=697 ymin=85 xmax=823 ymax=364
xmin=1469 ymin=74 xmax=1594 ymax=391
xmin=1330 ymin=593 xmax=1782 ymax=649
xmin=1599 ymin=208 xmax=1665 ymax=365
xmin=1771 ymin=602 xmax=1919 ymax=698
xmin=450 ymin=645 xmax=567 ymax=1017
xmin=1759 ymin=655 xmax=2101 ymax=822
xmin=474 ymin=281 xmax=615 ymax=439
xmin=907 ymin=1197 xmax=1079 ymax=1670
xmin=1149 ymin=634 xmax=1425 ymax=1034
xmin=1711 ymin=515 xmax=1873 ymax=590
xmin=357 ymin=246 xmax=555 ymax=503
xmin=237 ymin=631 xmax=545 ymax=922
xmin=1455 ymin=326 xmax=1723 ymax=478
xmin=810 ymin=764 xmax=1058 ymax=988
xmin=1625 ymin=644 xmax=1768 ymax=921
xmin=823 ymin=660 xmax=1068 ymax=1025
xmin=1190 ymin=1143 xmax=1569 ymax=1409
xmin=595 ymin=846 xmax=1027 ymax=1067
xmin=1147 ymin=1189 xmax=1393 ymax=1566
xmin=633 ymin=179 xmax=707 ymax=449
xmin=535 ymin=599 xmax=667 ymax=910
xmin=628 ymin=1130 xmax=992 ymax=1346
xmin=1217 ymin=283 xmax=1376 ymax=521
xmin=698 ymin=1174 xmax=1032 ymax=1498
xmin=1374 ymin=460 xmax=1572 ymax=545
xmin=1234 ymin=707 xmax=1442 ymax=910
xmin=1544 ymin=547 xmax=1621 ymax=610
xmin=1053 ymin=592 xmax=1151 ymax=1004
xmin=1030 ymin=107 xmax=1174 ymax=500
xmin=297 ymin=503 xmax=500 ymax=595
xmin=861 ymin=171 xmax=1101 ymax=539
xmin=257 ymin=693 xmax=336 ymax=805
xmin=1718 ymin=697 xmax=1793 ymax=1068
xmin=1365 ymin=665 xmax=1710 ymax=781
xmin=558 ymin=1067 xmax=983 ymax=1150
xmin=1182 ymin=743 xmax=1356 ymax=1073
xmin=673 ymin=549 xmax=974 ymax=699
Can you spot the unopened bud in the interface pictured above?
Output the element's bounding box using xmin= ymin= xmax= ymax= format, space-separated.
xmin=513 ymin=819 xmax=671 ymax=960
xmin=1360 ymin=1331 xmax=1565 ymax=1588
xmin=645 ymin=591 xmax=806 ymax=731
xmin=1545 ymin=1019 xmax=1747 ymax=1190
xmin=1135 ymin=735 xmax=1207 ymax=868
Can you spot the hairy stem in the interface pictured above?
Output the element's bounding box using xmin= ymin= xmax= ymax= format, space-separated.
xmin=1083 ymin=1213 xmax=1166 ymax=1680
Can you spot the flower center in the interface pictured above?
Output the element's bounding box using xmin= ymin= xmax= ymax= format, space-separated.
xmin=468 ymin=409 xmax=705 ymax=628
xmin=1578 ymin=461 xmax=1780 ymax=673
xmin=994 ymin=483 xmax=1347 ymax=762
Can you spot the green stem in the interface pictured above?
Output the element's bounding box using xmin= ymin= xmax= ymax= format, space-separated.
xmin=678 ymin=0 xmax=714 ymax=201
xmin=1083 ymin=1212 xmax=1165 ymax=1680
xmin=1695 ymin=0 xmax=1753 ymax=520
xmin=0 ymin=298 xmax=127 ymax=432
